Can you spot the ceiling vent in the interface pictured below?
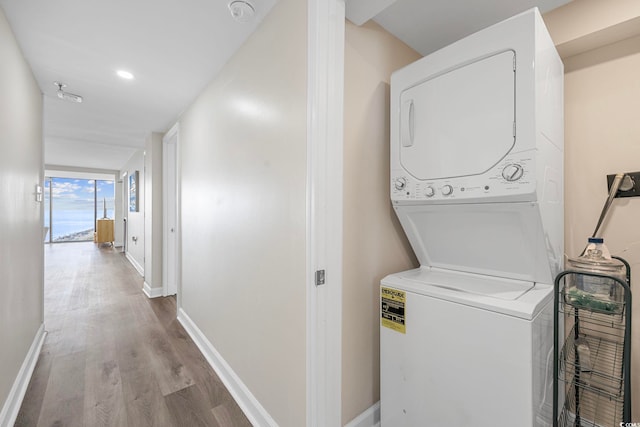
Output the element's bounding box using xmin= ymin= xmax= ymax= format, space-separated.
xmin=228 ymin=1 xmax=255 ymax=23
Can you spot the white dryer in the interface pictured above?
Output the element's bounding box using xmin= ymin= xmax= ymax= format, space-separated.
xmin=381 ymin=8 xmax=563 ymax=427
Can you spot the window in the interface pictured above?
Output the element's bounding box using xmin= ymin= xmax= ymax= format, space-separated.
xmin=44 ymin=177 xmax=115 ymax=243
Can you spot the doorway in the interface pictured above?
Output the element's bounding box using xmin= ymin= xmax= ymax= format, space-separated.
xmin=122 ymin=172 xmax=128 ymax=254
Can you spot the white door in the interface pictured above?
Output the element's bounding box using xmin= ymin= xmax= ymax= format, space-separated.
xmin=163 ymin=124 xmax=179 ymax=296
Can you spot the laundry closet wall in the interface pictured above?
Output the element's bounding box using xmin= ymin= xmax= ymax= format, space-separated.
xmin=342 ymin=19 xmax=420 ymax=425
xmin=545 ymin=1 xmax=640 ymax=420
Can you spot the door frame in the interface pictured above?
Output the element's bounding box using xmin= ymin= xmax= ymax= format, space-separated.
xmin=162 ymin=123 xmax=180 ymax=298
xmin=307 ymin=0 xmax=345 ymax=425
xmin=121 ymin=171 xmax=128 ymax=253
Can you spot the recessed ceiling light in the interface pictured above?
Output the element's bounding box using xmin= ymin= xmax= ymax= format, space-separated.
xmin=116 ymin=70 xmax=135 ymax=80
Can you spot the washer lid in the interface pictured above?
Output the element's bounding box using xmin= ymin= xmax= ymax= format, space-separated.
xmin=382 ymin=267 xmax=553 ymax=320
xmin=399 ymin=267 xmax=534 ymax=300
xmin=393 ymin=202 xmax=558 ymax=286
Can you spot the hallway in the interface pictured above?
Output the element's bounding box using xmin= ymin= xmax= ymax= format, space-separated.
xmin=14 ymin=242 xmax=251 ymax=427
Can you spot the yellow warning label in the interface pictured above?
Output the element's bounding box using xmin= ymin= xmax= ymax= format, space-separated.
xmin=381 ymin=287 xmax=406 ymax=334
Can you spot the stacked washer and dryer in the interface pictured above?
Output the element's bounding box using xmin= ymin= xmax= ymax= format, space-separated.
xmin=380 ymin=9 xmax=564 ymax=427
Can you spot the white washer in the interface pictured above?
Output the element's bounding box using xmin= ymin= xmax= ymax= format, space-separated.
xmin=381 ymin=8 xmax=563 ymax=427
xmin=381 ymin=269 xmax=553 ymax=426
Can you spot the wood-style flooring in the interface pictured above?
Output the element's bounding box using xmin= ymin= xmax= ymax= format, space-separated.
xmin=15 ymin=242 xmax=252 ymax=427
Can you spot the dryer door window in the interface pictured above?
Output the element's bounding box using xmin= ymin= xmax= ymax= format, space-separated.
xmin=399 ymin=50 xmax=516 ymax=180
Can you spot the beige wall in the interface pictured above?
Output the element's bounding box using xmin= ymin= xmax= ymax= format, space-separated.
xmin=144 ymin=132 xmax=163 ymax=292
xmin=0 ymin=5 xmax=44 ymax=418
xmin=544 ymin=0 xmax=640 ymax=57
xmin=342 ymin=20 xmax=420 ymax=424
xmin=178 ymin=0 xmax=307 ymax=425
xmin=562 ymin=37 xmax=640 ymax=420
xmin=545 ymin=3 xmax=640 ymax=421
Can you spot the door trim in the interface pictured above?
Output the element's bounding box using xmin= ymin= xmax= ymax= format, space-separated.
xmin=307 ymin=0 xmax=345 ymax=425
xmin=122 ymin=171 xmax=128 ymax=254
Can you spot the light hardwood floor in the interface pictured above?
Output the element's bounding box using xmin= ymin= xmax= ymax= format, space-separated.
xmin=15 ymin=242 xmax=252 ymax=427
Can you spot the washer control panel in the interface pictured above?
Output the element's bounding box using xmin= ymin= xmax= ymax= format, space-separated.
xmin=391 ymin=156 xmax=535 ymax=202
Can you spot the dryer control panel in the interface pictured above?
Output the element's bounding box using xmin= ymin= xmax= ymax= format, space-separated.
xmin=391 ymin=155 xmax=535 ymax=203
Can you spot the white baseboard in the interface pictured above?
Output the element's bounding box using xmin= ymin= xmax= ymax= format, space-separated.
xmin=143 ymin=282 xmax=163 ymax=298
xmin=125 ymin=252 xmax=144 ymax=276
xmin=345 ymin=402 xmax=380 ymax=427
xmin=0 ymin=324 xmax=46 ymax=427
xmin=177 ymin=308 xmax=278 ymax=427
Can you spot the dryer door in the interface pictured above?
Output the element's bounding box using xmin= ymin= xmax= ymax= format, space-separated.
xmin=399 ymin=50 xmax=516 ymax=180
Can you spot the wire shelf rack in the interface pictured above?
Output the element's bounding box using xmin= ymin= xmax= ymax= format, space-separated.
xmin=553 ymin=262 xmax=632 ymax=427
xmin=562 ymin=288 xmax=627 ymax=322
xmin=557 ymin=380 xmax=624 ymax=427
xmin=558 ymin=323 xmax=625 ymax=397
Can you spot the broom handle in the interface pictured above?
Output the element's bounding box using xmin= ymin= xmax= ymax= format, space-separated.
xmin=583 ymin=173 xmax=625 ymax=256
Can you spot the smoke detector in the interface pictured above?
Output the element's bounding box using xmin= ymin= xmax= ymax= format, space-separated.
xmin=54 ymin=82 xmax=83 ymax=103
xmin=228 ymin=0 xmax=255 ymax=23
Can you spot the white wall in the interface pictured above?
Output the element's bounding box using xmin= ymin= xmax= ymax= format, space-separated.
xmin=0 ymin=5 xmax=44 ymax=421
xmin=144 ymin=132 xmax=163 ymax=294
xmin=178 ymin=0 xmax=307 ymax=425
xmin=121 ymin=150 xmax=145 ymax=276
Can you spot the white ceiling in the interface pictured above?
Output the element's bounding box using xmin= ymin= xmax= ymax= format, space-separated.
xmin=1 ymin=0 xmax=571 ymax=172
xmin=0 ymin=0 xmax=277 ymax=170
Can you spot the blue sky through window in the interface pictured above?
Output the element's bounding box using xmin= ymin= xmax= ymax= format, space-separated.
xmin=45 ymin=177 xmax=115 ymax=242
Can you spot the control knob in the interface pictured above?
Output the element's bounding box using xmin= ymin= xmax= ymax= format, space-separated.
xmin=424 ymin=186 xmax=435 ymax=198
xmin=394 ymin=177 xmax=407 ymax=191
xmin=441 ymin=185 xmax=453 ymax=196
xmin=502 ymin=164 xmax=524 ymax=182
